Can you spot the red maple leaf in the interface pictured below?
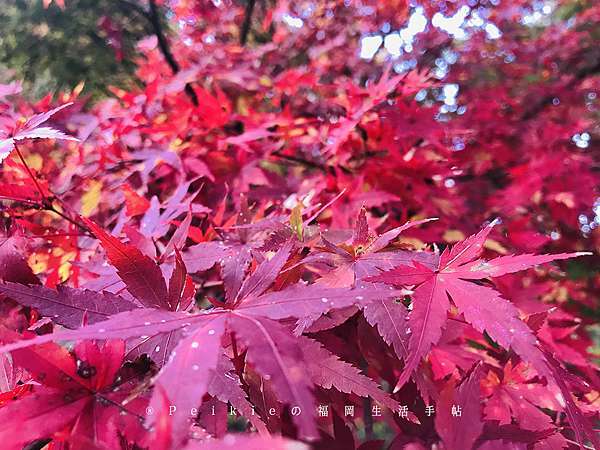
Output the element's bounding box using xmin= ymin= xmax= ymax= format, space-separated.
xmin=369 ymin=221 xmax=587 ymax=390
xmin=0 ymin=329 xmax=146 ymax=450
xmin=0 ymin=103 xmax=78 ymax=163
xmin=0 ymin=226 xmax=400 ymax=447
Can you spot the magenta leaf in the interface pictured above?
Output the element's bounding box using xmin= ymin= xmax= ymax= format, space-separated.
xmin=393 ymin=272 xmax=450 ymax=391
xmin=0 ymin=103 xmax=78 ymax=163
xmin=0 ymin=387 xmax=89 ymax=448
xmin=0 ymin=282 xmax=140 ymax=328
xmin=236 ymin=241 xmax=293 ymax=302
xmin=222 ymin=245 xmax=253 ymax=301
xmin=0 ymin=236 xmax=40 ymax=285
xmin=542 ymin=351 xmax=600 ymax=450
xmin=239 ymin=282 xmax=400 ymax=331
xmin=183 ymin=241 xmax=228 ymax=273
xmin=362 ymin=297 xmax=410 ymax=360
xmin=148 ymin=315 xmax=227 ymax=446
xmin=368 ymin=223 xmax=587 ymax=393
xmin=351 ymin=207 xmax=370 ymax=246
xmin=167 ymin=249 xmax=195 ymax=312
xmin=207 ymin=354 xmax=268 ymax=434
xmin=301 ymin=214 xmax=437 ymax=288
xmin=435 ymin=365 xmax=485 ymax=450
xmin=83 ymin=218 xmax=170 ymax=310
xmin=445 ymin=279 xmax=550 ymax=379
xmin=299 ymin=336 xmax=399 ymax=410
xmin=0 ymin=309 xmax=197 ymax=353
xmin=228 ymin=313 xmax=318 ymax=439
xmin=450 ymin=252 xmax=591 ymax=279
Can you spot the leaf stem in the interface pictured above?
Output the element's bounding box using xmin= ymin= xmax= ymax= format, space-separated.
xmin=12 ymin=143 xmax=91 ymax=234
xmin=13 ymin=143 xmax=46 ymax=201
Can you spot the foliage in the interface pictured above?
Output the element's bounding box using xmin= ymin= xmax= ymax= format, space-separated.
xmin=0 ymin=0 xmax=599 ymax=449
xmin=0 ymin=0 xmax=152 ymax=97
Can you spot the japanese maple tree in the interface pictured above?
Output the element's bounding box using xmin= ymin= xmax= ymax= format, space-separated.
xmin=0 ymin=0 xmax=598 ymax=449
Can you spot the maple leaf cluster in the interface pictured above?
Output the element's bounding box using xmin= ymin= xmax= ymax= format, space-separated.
xmin=0 ymin=1 xmax=599 ymax=449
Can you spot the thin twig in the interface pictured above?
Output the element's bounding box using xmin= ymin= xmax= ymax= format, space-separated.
xmin=271 ymin=150 xmax=327 ymax=172
xmin=148 ymin=0 xmax=199 ymax=106
xmin=45 ymin=208 xmax=91 ymax=234
xmin=12 ymin=143 xmax=91 ymax=234
xmin=24 ymin=439 xmax=52 ymax=450
xmin=0 ymin=196 xmax=40 ymax=205
xmin=240 ymin=0 xmax=256 ymax=45
xmin=13 ymin=143 xmax=46 ymax=200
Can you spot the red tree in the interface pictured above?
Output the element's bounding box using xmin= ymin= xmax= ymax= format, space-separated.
xmin=0 ymin=1 xmax=598 ymax=449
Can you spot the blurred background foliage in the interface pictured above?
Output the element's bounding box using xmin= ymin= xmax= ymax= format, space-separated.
xmin=0 ymin=0 xmax=154 ymax=97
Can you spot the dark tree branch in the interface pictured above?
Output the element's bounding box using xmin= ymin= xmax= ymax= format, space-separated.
xmin=271 ymin=150 xmax=327 ymax=172
xmin=147 ymin=0 xmax=199 ymax=106
xmin=116 ymin=0 xmax=152 ymax=20
xmin=240 ymin=0 xmax=256 ymax=45
xmin=24 ymin=439 xmax=52 ymax=450
xmin=148 ymin=0 xmax=180 ymax=75
xmin=520 ymin=57 xmax=600 ymax=121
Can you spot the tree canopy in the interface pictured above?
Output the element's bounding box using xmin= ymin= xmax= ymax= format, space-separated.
xmin=0 ymin=1 xmax=598 ymax=449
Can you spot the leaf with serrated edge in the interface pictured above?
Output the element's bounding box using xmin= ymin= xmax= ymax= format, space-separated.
xmin=0 ymin=282 xmax=139 ymax=328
